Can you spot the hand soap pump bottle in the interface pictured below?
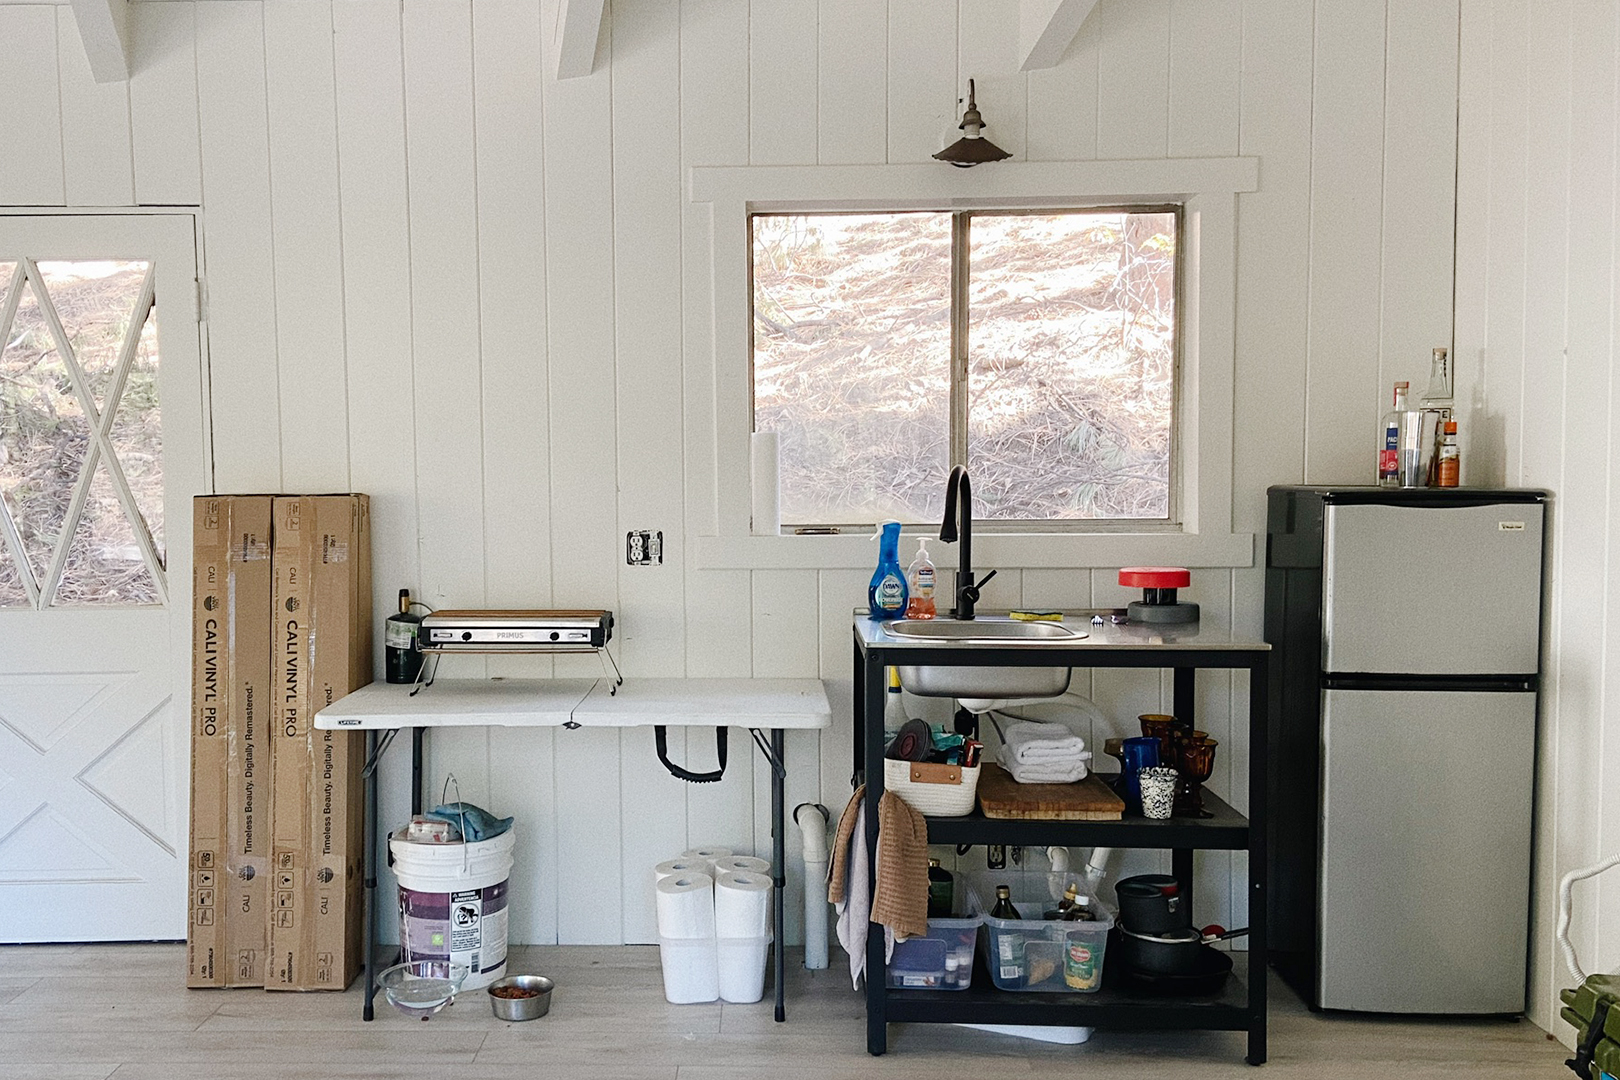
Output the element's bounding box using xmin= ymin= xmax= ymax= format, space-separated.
xmin=905 ymin=537 xmax=937 ymax=619
xmin=868 ymin=520 xmax=909 ymax=621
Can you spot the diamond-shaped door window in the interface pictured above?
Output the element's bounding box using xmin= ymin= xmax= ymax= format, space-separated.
xmin=0 ymin=259 xmax=164 ymax=608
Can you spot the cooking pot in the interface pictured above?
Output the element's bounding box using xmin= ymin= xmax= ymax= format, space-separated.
xmin=1114 ymin=874 xmax=1187 ymax=934
xmin=1117 ymin=924 xmax=1250 ymax=975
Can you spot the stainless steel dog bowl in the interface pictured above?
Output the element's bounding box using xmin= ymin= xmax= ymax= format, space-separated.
xmin=487 ymin=974 xmax=554 ymax=1021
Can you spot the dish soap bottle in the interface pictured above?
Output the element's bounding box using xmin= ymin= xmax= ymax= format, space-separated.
xmin=904 ymin=537 xmax=937 ymax=619
xmin=868 ymin=520 xmax=909 ymax=621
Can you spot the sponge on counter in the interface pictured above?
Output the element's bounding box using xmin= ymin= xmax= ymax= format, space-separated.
xmin=1008 ymin=610 xmax=1063 ymax=622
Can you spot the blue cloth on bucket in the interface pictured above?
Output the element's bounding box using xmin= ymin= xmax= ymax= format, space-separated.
xmin=424 ymin=802 xmax=512 ymax=842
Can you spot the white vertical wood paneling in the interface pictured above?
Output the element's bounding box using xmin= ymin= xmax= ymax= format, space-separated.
xmin=613 ymin=0 xmax=686 ymax=677
xmin=264 ymin=0 xmax=349 ymax=492
xmin=816 ymin=568 xmax=866 ymax=807
xmin=1478 ymin=0 xmax=1530 ymax=486
xmin=129 ymin=2 xmax=202 ymax=206
xmin=332 ymin=0 xmax=417 ymax=663
xmin=817 ymin=0 xmax=887 ymax=165
xmin=56 ymin=7 xmax=135 ymax=208
xmin=1304 ymin=0 xmax=1386 ymax=485
xmin=0 ymin=7 xmax=65 ymax=206
xmin=1096 ymin=0 xmax=1170 ymax=160
xmin=403 ymin=0 xmax=491 ymax=804
xmin=749 ymin=0 xmax=818 ymax=166
xmin=1377 ymin=0 xmax=1458 ymax=402
xmin=196 ymin=1 xmax=282 ymax=491
xmin=553 ymin=727 xmax=622 ymax=943
xmin=887 ymin=0 xmax=957 ymax=164
xmin=1026 ymin=10 xmax=1097 ymax=161
xmin=1168 ymin=0 xmax=1240 ymax=158
xmin=473 ymin=0 xmax=554 ymax=650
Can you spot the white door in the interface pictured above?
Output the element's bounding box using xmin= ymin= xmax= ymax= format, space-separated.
xmin=0 ymin=214 xmax=205 ymax=941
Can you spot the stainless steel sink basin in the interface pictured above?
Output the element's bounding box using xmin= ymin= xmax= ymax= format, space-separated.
xmin=881 ymin=619 xmax=1083 ymax=643
xmin=880 ymin=619 xmax=1082 ymax=699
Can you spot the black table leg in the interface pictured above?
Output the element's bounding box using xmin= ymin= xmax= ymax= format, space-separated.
xmin=362 ymin=728 xmax=378 ymax=1021
xmin=862 ymin=654 xmax=887 ymax=1055
xmin=773 ymin=727 xmax=786 ymax=1022
xmin=411 ymin=728 xmax=424 ymax=815
xmin=1246 ymin=656 xmax=1269 ymax=1065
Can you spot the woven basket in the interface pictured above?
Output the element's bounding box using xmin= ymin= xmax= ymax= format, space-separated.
xmin=884 ymin=758 xmax=981 ymax=817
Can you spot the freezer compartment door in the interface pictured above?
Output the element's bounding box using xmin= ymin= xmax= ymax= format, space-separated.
xmin=1323 ymin=501 xmax=1543 ymax=675
xmin=1318 ymin=687 xmax=1534 ymax=1013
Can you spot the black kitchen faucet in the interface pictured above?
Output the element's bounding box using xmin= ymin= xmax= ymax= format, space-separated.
xmin=939 ymin=465 xmax=996 ymax=619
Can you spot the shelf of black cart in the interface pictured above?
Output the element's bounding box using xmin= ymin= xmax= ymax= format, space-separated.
xmin=882 ymin=952 xmax=1253 ymax=1030
xmin=920 ymin=781 xmax=1249 ymax=850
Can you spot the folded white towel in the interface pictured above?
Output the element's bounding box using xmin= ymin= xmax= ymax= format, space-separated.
xmin=998 ymin=748 xmax=1091 ymax=784
xmin=1001 ymin=720 xmax=1087 ymax=764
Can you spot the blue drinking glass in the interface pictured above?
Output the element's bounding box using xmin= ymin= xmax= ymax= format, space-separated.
xmin=1120 ymin=736 xmax=1162 ymax=814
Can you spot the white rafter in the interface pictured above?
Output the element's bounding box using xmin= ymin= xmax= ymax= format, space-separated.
xmin=1020 ymin=0 xmax=1100 ymax=72
xmin=69 ymin=0 xmax=132 ymax=84
xmin=554 ymin=0 xmax=608 ymax=80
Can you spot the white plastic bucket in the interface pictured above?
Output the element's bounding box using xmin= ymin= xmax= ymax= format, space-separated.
xmin=390 ymin=827 xmax=516 ymax=991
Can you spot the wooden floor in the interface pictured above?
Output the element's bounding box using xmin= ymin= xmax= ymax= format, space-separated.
xmin=0 ymin=943 xmax=1568 ymax=1079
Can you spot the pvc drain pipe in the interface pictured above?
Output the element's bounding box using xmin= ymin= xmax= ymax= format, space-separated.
xmin=794 ymin=802 xmax=831 ymax=970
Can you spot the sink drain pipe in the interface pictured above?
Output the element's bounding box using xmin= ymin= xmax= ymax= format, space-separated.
xmin=794 ymin=802 xmax=832 ymax=970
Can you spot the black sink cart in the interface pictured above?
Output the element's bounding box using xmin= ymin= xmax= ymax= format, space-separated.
xmin=851 ymin=617 xmax=1270 ymax=1064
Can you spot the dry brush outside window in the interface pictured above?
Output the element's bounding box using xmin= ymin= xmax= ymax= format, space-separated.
xmin=751 ymin=208 xmax=1178 ymax=529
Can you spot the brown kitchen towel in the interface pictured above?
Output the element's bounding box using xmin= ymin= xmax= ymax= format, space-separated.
xmin=828 ymin=785 xmax=929 ymax=940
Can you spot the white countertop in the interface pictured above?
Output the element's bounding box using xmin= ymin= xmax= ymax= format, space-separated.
xmin=314 ymin=676 xmax=831 ymax=731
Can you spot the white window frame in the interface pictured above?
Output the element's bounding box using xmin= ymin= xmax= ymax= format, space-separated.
xmin=688 ymin=158 xmax=1258 ymax=572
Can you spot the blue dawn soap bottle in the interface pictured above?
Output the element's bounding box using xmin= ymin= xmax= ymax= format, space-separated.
xmin=868 ymin=520 xmax=909 ymax=621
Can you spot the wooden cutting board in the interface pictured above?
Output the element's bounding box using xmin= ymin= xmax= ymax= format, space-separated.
xmin=976 ymin=763 xmax=1125 ymax=820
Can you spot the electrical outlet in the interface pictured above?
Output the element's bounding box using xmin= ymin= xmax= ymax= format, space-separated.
xmin=626 ymin=530 xmax=663 ymax=566
xmin=987 ymin=844 xmax=1006 ymax=870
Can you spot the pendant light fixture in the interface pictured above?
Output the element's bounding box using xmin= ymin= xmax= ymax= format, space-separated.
xmin=933 ymin=79 xmax=1012 ymax=168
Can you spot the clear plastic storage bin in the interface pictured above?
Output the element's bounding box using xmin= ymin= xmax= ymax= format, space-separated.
xmin=963 ymin=871 xmax=1113 ymax=993
xmin=885 ymin=916 xmax=982 ymax=990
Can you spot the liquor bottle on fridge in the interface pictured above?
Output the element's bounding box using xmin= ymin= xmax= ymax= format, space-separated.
xmin=1377 ymin=382 xmax=1408 ymax=487
xmin=1265 ymin=486 xmax=1544 ymax=1013
xmin=1437 ymin=422 xmax=1460 ymax=487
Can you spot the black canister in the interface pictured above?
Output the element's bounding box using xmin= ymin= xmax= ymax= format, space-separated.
xmin=1114 ymin=874 xmax=1188 ymax=934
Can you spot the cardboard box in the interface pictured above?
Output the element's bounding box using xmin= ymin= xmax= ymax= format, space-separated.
xmin=267 ymin=494 xmax=372 ymax=990
xmin=223 ymin=496 xmax=274 ymax=986
xmin=187 ymin=498 xmax=230 ymax=987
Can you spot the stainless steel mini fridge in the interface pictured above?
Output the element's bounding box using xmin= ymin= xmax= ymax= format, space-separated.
xmin=1265 ymin=486 xmax=1545 ymax=1013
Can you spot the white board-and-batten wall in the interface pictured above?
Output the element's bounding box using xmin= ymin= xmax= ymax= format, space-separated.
xmin=13 ymin=0 xmax=1549 ymax=1013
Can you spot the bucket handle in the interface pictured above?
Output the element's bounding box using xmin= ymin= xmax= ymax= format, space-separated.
xmin=442 ymin=774 xmax=470 ymax=875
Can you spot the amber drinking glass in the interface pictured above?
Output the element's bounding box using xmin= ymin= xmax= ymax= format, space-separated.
xmin=1174 ymin=738 xmax=1218 ymax=818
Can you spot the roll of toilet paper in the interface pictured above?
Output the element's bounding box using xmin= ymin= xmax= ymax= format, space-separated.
xmin=710 ymin=855 xmax=770 ymax=877
xmin=655 ymin=872 xmax=716 ymax=939
xmin=682 ymin=846 xmax=732 ymax=862
xmin=655 ymin=857 xmax=712 ymax=883
xmin=750 ymin=431 xmax=780 ymax=536
xmin=714 ymin=871 xmax=772 ymax=939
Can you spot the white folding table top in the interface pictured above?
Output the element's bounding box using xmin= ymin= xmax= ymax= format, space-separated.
xmin=314 ymin=677 xmax=830 ymax=731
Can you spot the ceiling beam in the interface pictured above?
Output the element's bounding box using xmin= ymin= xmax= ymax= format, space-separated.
xmin=554 ymin=0 xmax=608 ymax=81
xmin=70 ymin=0 xmax=132 ymax=83
xmin=1019 ymin=0 xmax=1099 ymax=72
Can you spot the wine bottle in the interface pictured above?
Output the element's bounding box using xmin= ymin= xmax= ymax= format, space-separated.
xmin=927 ymin=858 xmax=954 ymax=919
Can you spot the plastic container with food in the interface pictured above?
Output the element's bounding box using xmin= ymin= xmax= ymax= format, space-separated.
xmin=963 ymin=871 xmax=1112 ymax=993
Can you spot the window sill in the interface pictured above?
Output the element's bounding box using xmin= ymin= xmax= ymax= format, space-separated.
xmin=691 ymin=531 xmax=1254 ymax=571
